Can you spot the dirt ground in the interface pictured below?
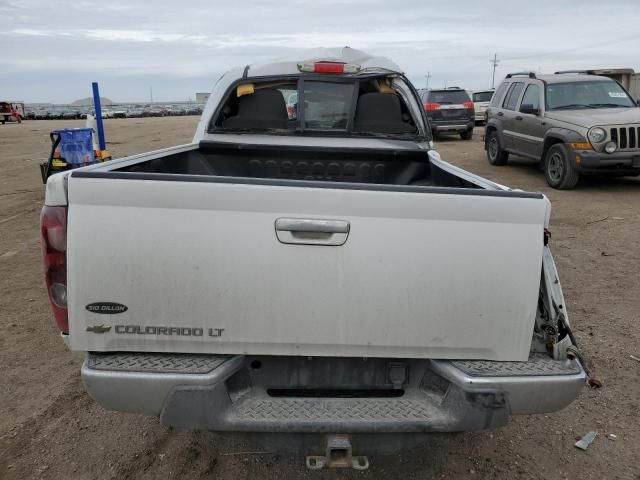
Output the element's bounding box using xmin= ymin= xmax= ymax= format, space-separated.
xmin=0 ymin=117 xmax=638 ymax=480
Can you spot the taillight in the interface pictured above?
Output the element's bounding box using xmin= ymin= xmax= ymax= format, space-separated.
xmin=40 ymin=206 xmax=68 ymax=333
xmin=463 ymin=101 xmax=475 ymax=109
xmin=425 ymin=103 xmax=441 ymax=111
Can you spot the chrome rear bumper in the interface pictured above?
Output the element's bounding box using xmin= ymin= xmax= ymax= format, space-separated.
xmin=82 ymin=353 xmax=585 ymax=433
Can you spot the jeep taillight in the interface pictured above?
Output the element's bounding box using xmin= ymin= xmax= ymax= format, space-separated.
xmin=425 ymin=103 xmax=441 ymax=111
xmin=463 ymin=101 xmax=474 ymax=109
xmin=40 ymin=206 xmax=68 ymax=333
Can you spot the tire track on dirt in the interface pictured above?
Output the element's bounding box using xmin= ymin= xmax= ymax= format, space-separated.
xmin=0 ymin=377 xmax=87 ymax=473
xmin=109 ymin=428 xmax=176 ymax=480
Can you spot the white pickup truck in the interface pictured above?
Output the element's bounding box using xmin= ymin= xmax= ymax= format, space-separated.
xmin=41 ymin=48 xmax=585 ymax=463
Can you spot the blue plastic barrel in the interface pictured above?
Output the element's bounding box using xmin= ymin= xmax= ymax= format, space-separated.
xmin=52 ymin=128 xmax=94 ymax=166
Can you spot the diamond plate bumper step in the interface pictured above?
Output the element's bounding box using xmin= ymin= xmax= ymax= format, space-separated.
xmin=230 ymin=395 xmax=437 ymax=423
xmin=87 ymin=352 xmax=230 ymax=374
xmin=450 ymin=354 xmax=582 ymax=377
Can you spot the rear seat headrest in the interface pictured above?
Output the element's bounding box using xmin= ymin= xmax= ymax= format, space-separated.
xmin=223 ymin=88 xmax=288 ymax=130
xmin=353 ymin=92 xmax=416 ymax=134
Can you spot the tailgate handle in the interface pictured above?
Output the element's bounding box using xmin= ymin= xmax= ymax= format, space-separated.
xmin=276 ymin=218 xmax=349 ymax=233
xmin=275 ymin=218 xmax=350 ymax=246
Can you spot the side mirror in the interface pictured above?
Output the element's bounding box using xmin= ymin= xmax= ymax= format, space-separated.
xmin=520 ymin=104 xmax=539 ymax=115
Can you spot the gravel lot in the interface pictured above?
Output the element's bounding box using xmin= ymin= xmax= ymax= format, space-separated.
xmin=1 ymin=117 xmax=638 ymax=479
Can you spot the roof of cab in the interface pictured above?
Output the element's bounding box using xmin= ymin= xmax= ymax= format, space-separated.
xmin=245 ymin=47 xmax=403 ymax=78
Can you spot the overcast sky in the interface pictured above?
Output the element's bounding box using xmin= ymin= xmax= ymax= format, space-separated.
xmin=1 ymin=0 xmax=639 ymax=103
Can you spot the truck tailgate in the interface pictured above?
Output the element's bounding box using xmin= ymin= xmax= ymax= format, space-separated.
xmin=66 ymin=174 xmax=547 ymax=361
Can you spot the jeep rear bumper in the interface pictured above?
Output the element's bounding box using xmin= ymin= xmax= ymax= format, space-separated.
xmin=573 ymin=149 xmax=640 ymax=175
xmin=81 ymin=353 xmax=585 ymax=433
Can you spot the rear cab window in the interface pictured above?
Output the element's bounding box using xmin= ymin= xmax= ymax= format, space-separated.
xmin=301 ymin=81 xmax=354 ymax=129
xmin=209 ymin=75 xmax=423 ymax=138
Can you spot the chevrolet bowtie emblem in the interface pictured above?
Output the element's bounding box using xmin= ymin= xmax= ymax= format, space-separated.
xmin=86 ymin=324 xmax=112 ymax=334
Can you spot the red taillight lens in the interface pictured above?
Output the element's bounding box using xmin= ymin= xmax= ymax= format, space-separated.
xmin=463 ymin=101 xmax=475 ymax=109
xmin=425 ymin=103 xmax=441 ymax=111
xmin=40 ymin=206 xmax=68 ymax=333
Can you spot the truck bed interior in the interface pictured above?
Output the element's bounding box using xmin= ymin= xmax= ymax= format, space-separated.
xmin=117 ymin=142 xmax=481 ymax=188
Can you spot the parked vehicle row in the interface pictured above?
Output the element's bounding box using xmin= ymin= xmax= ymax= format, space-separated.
xmin=25 ymin=104 xmax=204 ymax=120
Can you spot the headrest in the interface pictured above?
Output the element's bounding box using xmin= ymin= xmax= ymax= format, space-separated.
xmin=237 ymin=88 xmax=288 ymax=119
xmin=354 ymin=93 xmax=416 ymax=134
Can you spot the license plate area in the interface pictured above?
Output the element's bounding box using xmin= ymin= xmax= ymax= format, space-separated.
xmin=441 ymin=109 xmax=464 ymax=118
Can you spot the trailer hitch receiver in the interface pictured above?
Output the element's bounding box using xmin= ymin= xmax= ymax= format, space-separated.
xmin=306 ymin=435 xmax=369 ymax=470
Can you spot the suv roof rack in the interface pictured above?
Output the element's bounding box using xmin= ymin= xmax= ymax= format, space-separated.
xmin=554 ymin=70 xmax=594 ymax=75
xmin=505 ymin=72 xmax=536 ymax=79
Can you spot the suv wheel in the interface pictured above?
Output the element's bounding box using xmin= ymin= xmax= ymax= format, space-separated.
xmin=544 ymin=144 xmax=579 ymax=189
xmin=486 ymin=130 xmax=508 ymax=165
xmin=460 ymin=129 xmax=473 ymax=140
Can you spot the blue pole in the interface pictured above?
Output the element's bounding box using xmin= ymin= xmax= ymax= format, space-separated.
xmin=92 ymin=82 xmax=106 ymax=151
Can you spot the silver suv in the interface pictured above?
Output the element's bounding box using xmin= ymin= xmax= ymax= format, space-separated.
xmin=485 ymin=72 xmax=640 ymax=189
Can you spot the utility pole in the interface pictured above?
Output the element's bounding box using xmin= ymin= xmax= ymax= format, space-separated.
xmin=490 ymin=53 xmax=500 ymax=88
xmin=425 ymin=72 xmax=431 ymax=90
